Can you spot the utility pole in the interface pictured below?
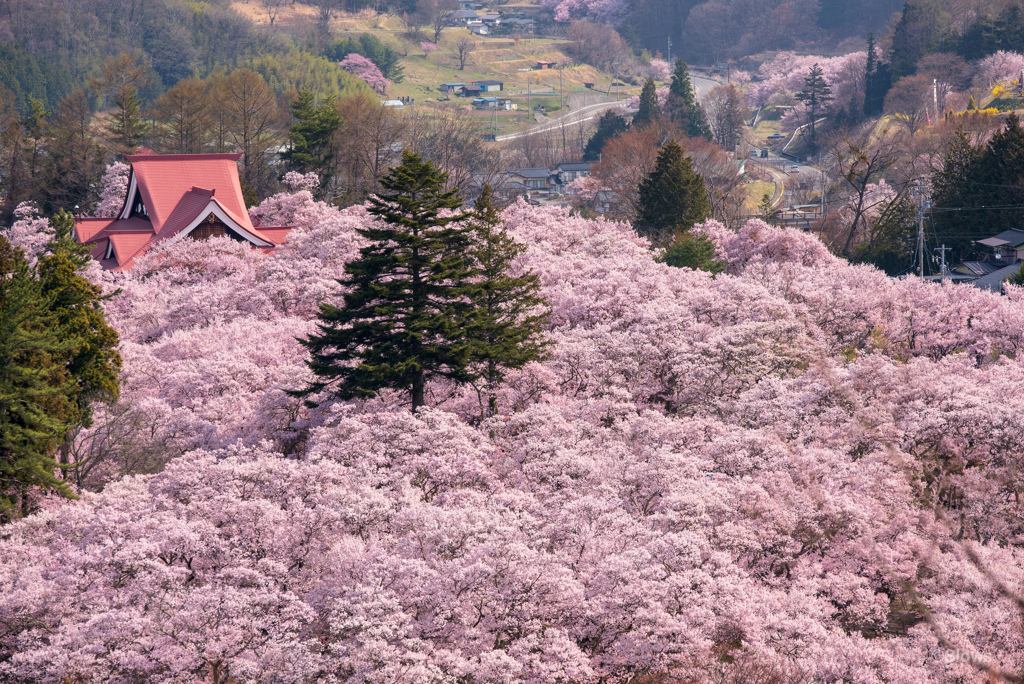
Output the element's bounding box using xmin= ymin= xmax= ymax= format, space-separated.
xmin=559 ymin=67 xmax=563 ymax=111
xmin=527 ymin=77 xmax=531 ymax=114
xmin=935 ymin=244 xmax=951 ymax=281
xmin=615 ymin=63 xmax=620 ymax=102
xmin=819 ymin=168 xmax=826 ymax=217
xmin=913 ymin=183 xmax=929 ymax=277
xmin=667 ymin=36 xmax=672 ymax=62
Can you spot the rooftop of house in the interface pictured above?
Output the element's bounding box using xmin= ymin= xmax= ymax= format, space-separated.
xmin=513 ymin=168 xmax=553 ymax=179
xmin=970 ymin=261 xmax=1022 ymax=292
xmin=75 ymin=153 xmax=291 ymax=271
xmin=978 ymin=228 xmax=1024 ymax=249
xmin=475 ymin=80 xmax=504 ymax=86
xmin=556 ymin=162 xmax=592 ymax=172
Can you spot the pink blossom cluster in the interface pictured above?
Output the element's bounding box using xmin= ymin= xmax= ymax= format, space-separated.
xmin=542 ymin=0 xmax=629 ymax=25
xmin=93 ymin=161 xmax=131 ymax=217
xmin=3 ymin=202 xmax=52 ymax=265
xmin=420 ymin=41 xmax=438 ymax=54
xmin=746 ymin=50 xmax=867 ymax=118
xmin=647 ymin=58 xmax=671 ymax=81
xmin=4 ymin=191 xmax=1024 ymax=681
xmin=339 ymin=53 xmax=390 ymax=94
xmin=976 ymin=50 xmax=1024 ymax=88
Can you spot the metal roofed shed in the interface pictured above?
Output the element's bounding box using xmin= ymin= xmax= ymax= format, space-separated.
xmin=969 ymin=262 xmax=1023 ymax=292
xmin=977 ymin=229 xmax=1024 ymax=248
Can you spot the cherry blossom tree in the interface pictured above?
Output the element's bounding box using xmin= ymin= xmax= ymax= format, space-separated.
xmin=94 ymin=162 xmax=131 ymax=217
xmin=648 ymin=58 xmax=671 ymax=81
xmin=976 ymin=51 xmax=1024 ymax=88
xmin=543 ymin=0 xmax=629 ymax=25
xmin=339 ymin=54 xmax=390 ymax=94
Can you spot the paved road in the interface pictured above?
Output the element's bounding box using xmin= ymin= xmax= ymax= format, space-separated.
xmin=691 ymin=76 xmax=718 ymax=102
xmin=495 ymin=100 xmax=630 ymax=141
xmin=497 ymin=74 xmax=720 ymax=142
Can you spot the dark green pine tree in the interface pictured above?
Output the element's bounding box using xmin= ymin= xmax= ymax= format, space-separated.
xmin=465 ymin=185 xmax=549 ymax=419
xmin=795 ymin=63 xmax=833 ymax=145
xmin=583 ymin=110 xmax=627 ymax=161
xmin=0 ymin=236 xmax=78 ymax=521
xmin=296 ymin=151 xmax=477 ymax=411
xmin=931 ymin=126 xmax=983 ymax=262
xmin=37 ymin=211 xmax=121 ymax=426
xmin=633 ymin=77 xmax=660 ymax=128
xmin=107 ymin=86 xmax=149 ymax=154
xmin=863 ymin=33 xmax=891 ymax=117
xmin=42 ymin=90 xmax=107 ymax=215
xmin=636 ymin=139 xmax=710 ymax=244
xmin=864 ymin=33 xmax=878 ymax=116
xmin=283 ymin=88 xmax=342 ymax=199
xmin=658 ymin=230 xmax=724 ymax=273
xmin=668 ymin=59 xmax=712 ymax=140
xmin=854 ymin=194 xmax=917 ymax=276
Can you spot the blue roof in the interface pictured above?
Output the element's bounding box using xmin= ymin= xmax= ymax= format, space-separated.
xmin=442 ymin=82 xmax=466 ymax=87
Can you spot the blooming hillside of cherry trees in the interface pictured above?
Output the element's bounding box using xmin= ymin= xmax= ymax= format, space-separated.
xmin=3 ymin=175 xmax=1024 ymax=682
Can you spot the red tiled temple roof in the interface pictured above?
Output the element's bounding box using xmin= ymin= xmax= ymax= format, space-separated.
xmin=76 ymin=153 xmax=293 ymax=271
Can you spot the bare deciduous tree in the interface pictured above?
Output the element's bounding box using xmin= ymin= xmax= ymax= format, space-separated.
xmin=262 ymin=0 xmax=286 ymax=26
xmin=451 ymin=35 xmax=475 ymax=71
xmin=409 ymin=110 xmax=502 ymax=195
xmin=333 ymin=93 xmax=408 ymax=203
xmin=215 ymin=68 xmax=285 ymax=198
xmin=885 ymin=75 xmax=933 ymax=136
xmin=417 ymin=0 xmax=457 ymax=44
xmin=703 ymin=84 xmax=748 ymax=151
xmin=828 ymin=126 xmax=909 ymax=256
xmin=587 ymin=125 xmax=662 ymax=220
xmin=151 ymin=78 xmax=212 ymax=154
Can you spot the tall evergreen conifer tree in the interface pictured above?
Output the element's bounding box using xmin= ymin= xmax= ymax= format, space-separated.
xmin=37 ymin=211 xmax=121 ymax=429
xmin=0 ymin=236 xmax=77 ymax=520
xmin=583 ymin=111 xmax=627 ymax=161
xmin=933 ymin=116 xmax=1024 ymax=261
xmin=668 ymin=60 xmax=712 ymax=140
xmin=297 ymin=151 xmax=477 ymax=411
xmin=636 ymin=140 xmax=710 ymax=243
xmin=283 ymin=88 xmax=342 ymax=198
xmin=795 ymin=63 xmax=833 ymax=145
xmin=633 ymin=77 xmax=660 ymax=128
xmin=465 ymin=185 xmax=549 ymax=418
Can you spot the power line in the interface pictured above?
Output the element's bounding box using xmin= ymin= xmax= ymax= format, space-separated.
xmin=930 ymin=204 xmax=1024 ymax=212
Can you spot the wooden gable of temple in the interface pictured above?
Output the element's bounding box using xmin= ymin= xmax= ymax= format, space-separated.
xmin=75 ymin=153 xmax=293 ymax=271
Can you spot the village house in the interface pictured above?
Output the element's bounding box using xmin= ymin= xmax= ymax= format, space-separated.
xmin=510 ymin=168 xmax=553 ymax=190
xmin=74 ymin=152 xmax=292 ymax=271
xmin=554 ymin=162 xmax=592 ymax=184
xmin=475 ymin=80 xmax=504 ymax=92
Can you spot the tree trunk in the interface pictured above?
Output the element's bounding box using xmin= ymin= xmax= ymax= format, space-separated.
xmin=412 ymin=369 xmax=425 ymax=411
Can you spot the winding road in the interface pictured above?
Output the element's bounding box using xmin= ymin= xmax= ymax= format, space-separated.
xmin=494 ymin=73 xmax=791 ymax=210
xmin=495 ymin=75 xmax=721 ymax=142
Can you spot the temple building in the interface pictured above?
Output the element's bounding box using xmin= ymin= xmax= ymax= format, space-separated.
xmin=75 ymin=152 xmax=292 ymax=271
